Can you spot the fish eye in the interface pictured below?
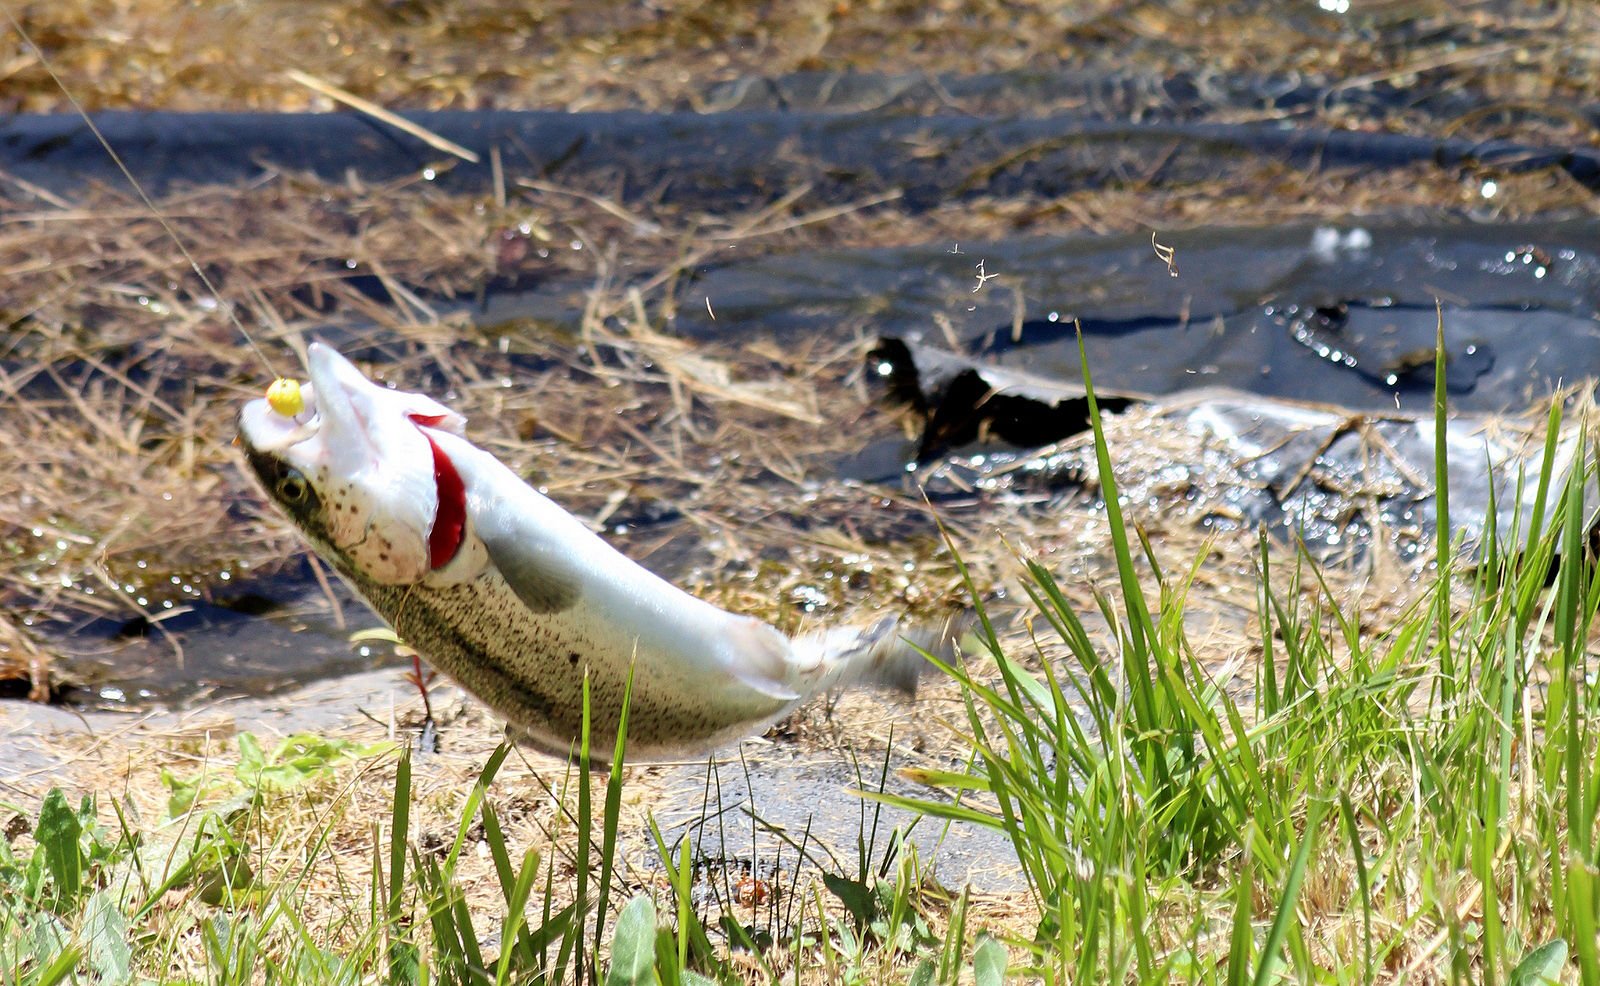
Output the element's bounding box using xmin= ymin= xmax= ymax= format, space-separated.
xmin=277 ymin=469 xmax=310 ymax=504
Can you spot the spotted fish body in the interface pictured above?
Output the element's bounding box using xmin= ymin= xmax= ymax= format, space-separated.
xmin=238 ymin=344 xmax=933 ymax=760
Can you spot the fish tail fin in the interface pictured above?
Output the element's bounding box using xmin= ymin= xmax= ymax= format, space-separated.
xmin=793 ymin=612 xmax=967 ymax=697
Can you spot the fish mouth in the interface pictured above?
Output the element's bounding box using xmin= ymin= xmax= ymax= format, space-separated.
xmin=239 ymin=342 xmax=470 ymax=452
xmin=238 ymin=342 xmax=473 ymax=577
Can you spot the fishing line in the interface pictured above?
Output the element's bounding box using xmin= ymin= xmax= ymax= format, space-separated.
xmin=3 ymin=6 xmax=283 ymax=380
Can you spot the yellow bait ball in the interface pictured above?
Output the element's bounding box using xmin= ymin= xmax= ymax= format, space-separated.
xmin=266 ymin=377 xmax=305 ymax=417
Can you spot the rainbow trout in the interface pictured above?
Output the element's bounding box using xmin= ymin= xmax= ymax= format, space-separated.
xmin=238 ymin=344 xmax=938 ymax=759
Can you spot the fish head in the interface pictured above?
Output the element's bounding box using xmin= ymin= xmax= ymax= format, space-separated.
xmin=238 ymin=343 xmax=470 ymax=584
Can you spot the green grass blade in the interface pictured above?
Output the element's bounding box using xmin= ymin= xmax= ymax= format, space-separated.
xmin=594 ymin=662 xmax=636 ymax=970
xmin=1253 ymin=799 xmax=1326 ymax=986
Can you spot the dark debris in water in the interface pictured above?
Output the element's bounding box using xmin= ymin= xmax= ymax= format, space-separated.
xmin=869 ymin=337 xmax=1141 ymax=463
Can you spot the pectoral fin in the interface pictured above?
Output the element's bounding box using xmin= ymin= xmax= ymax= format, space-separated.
xmin=479 ymin=524 xmax=584 ymax=613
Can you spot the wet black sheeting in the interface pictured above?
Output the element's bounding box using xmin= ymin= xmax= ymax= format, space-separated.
xmin=652 ymin=220 xmax=1600 ymax=418
xmin=4 ymin=108 xmax=1598 ymax=210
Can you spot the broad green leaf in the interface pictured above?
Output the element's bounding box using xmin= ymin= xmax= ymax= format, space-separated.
xmin=84 ymin=889 xmax=132 ymax=984
xmin=607 ymin=895 xmax=657 ymax=986
xmin=908 ymin=958 xmax=935 ymax=986
xmin=822 ymin=873 xmax=877 ymax=930
xmin=37 ymin=789 xmax=83 ymax=905
xmin=1510 ymin=940 xmax=1568 ymax=986
xmin=974 ymin=936 xmax=1007 ymax=986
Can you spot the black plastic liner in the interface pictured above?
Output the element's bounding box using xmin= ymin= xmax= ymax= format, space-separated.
xmin=5 ymin=108 xmax=1598 ymax=211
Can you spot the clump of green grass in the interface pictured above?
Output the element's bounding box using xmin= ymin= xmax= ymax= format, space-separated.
xmin=879 ymin=332 xmax=1593 ymax=983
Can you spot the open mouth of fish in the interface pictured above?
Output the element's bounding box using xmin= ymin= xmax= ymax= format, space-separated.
xmin=237 ymin=342 xmax=474 ymax=585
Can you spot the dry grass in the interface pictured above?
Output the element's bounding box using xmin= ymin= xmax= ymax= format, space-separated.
xmin=0 ymin=671 xmax=1040 ymax=980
